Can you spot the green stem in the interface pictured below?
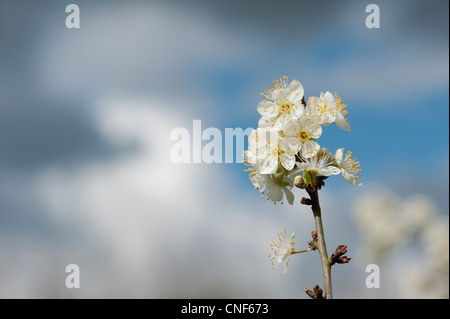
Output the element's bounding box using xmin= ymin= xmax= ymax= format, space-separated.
xmin=291 ymin=248 xmax=313 ymax=255
xmin=308 ymin=189 xmax=333 ymax=299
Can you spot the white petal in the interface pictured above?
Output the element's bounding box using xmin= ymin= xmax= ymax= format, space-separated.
xmin=342 ymin=170 xmax=362 ymax=186
xmin=257 ymin=100 xmax=277 ymax=117
xmin=272 ymin=114 xmax=288 ymax=130
xmin=319 ymin=112 xmax=335 ymax=126
xmin=306 ymin=97 xmax=317 ymax=112
xmin=283 ymin=187 xmax=295 ymax=205
xmin=322 ymin=91 xmax=335 ymax=105
xmin=286 ymin=137 xmax=301 ymax=154
xmin=283 ymin=121 xmax=301 ymax=152
xmin=283 ymin=120 xmax=299 ymax=133
xmin=317 ymin=166 xmax=341 ymax=177
xmin=288 ymin=80 xmax=304 ymax=104
xmin=253 ymin=173 xmax=270 ymax=192
xmin=335 ymin=112 xmax=351 ymax=131
xmin=334 ymin=148 xmax=344 ymax=165
xmin=289 ymin=231 xmax=296 ymax=245
xmin=267 ymin=183 xmax=283 ymax=201
xmin=260 ymin=156 xmax=278 ymax=174
xmin=301 ymin=140 xmax=320 ymax=158
xmin=280 ymin=252 xmax=290 ymax=264
xmin=309 ymin=123 xmax=322 ymax=139
xmin=297 ymin=114 xmax=310 ymax=126
xmin=281 ymin=152 xmax=296 ymax=171
xmin=258 ymin=116 xmax=276 ymax=129
xmin=290 ymin=104 xmax=305 ymax=119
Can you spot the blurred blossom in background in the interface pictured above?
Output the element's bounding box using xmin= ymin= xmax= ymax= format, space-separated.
xmin=352 ymin=188 xmax=449 ymax=298
xmin=0 ymin=0 xmax=448 ymax=298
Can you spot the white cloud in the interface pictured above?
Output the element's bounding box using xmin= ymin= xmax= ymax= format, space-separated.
xmin=27 ymin=97 xmax=314 ymax=298
xmin=2 ymin=98 xmax=438 ymax=298
xmin=36 ymin=2 xmax=242 ymax=100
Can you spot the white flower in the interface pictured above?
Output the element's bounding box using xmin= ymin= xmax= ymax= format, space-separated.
xmin=333 ymin=148 xmax=362 ymax=186
xmin=262 ymin=173 xmax=295 ymax=204
xmin=306 ymin=92 xmax=350 ymax=131
xmin=261 ymin=136 xmax=296 ymax=174
xmin=244 ymin=147 xmax=295 ymax=205
xmin=269 ymin=229 xmax=296 ymax=273
xmin=257 ymin=76 xmax=305 ymax=129
xmin=305 ymin=92 xmax=336 ymax=126
xmin=283 ymin=114 xmax=322 ymax=158
xmin=292 ymin=148 xmax=341 ymax=181
xmin=247 ymin=128 xmax=296 ymax=175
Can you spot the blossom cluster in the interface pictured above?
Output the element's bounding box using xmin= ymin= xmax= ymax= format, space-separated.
xmin=244 ymin=76 xmax=362 ymax=204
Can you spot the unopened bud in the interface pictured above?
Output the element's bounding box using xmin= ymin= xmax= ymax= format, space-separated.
xmin=304 ymin=285 xmax=325 ymax=299
xmin=294 ymin=175 xmax=306 ymax=189
xmin=330 ymin=244 xmax=352 ymax=266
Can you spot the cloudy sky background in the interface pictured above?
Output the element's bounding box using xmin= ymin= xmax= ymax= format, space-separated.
xmin=0 ymin=0 xmax=448 ymax=298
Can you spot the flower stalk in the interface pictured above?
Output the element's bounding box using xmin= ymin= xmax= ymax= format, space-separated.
xmin=306 ymin=187 xmax=333 ymax=299
xmin=291 ymin=248 xmax=313 ymax=255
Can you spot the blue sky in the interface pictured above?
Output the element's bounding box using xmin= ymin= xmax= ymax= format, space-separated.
xmin=195 ymin=21 xmax=449 ymax=211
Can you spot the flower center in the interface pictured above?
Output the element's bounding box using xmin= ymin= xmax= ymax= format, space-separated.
xmin=269 ymin=144 xmax=279 ymax=157
xmin=279 ymin=101 xmax=292 ymax=113
xmin=299 ymin=131 xmax=309 ymax=140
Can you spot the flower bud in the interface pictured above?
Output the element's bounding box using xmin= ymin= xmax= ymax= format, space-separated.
xmin=294 ymin=175 xmax=307 ymax=189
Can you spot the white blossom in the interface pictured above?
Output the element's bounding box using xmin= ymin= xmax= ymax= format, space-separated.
xmin=246 ymin=76 xmax=361 ymax=206
xmin=292 ymin=148 xmax=341 ymax=181
xmin=306 ymin=92 xmax=350 ymax=131
xmin=283 ymin=114 xmax=322 ymax=158
xmin=244 ymin=147 xmax=295 ymax=205
xmin=257 ymin=76 xmax=305 ymax=129
xmin=246 ymin=128 xmax=296 ymax=175
xmin=269 ymin=229 xmax=297 ymax=273
xmin=333 ymin=148 xmax=362 ymax=186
